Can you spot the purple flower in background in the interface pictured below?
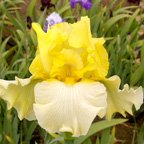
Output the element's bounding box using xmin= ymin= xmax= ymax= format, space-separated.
xmin=127 ymin=0 xmax=141 ymax=5
xmin=43 ymin=21 xmax=48 ymax=32
xmin=70 ymin=0 xmax=92 ymax=10
xmin=40 ymin=0 xmax=55 ymax=11
xmin=41 ymin=0 xmax=51 ymax=6
xmin=43 ymin=12 xmax=64 ymax=32
xmin=27 ymin=16 xmax=32 ymax=29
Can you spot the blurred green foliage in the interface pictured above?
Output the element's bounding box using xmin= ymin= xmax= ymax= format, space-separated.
xmin=0 ymin=0 xmax=144 ymax=143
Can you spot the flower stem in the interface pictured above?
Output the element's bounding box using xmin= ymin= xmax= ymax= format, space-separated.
xmin=64 ymin=140 xmax=74 ymax=144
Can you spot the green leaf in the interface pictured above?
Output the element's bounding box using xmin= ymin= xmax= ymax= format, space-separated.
xmin=136 ymin=123 xmax=144 ymax=144
xmin=37 ymin=9 xmax=47 ymax=25
xmin=25 ymin=121 xmax=37 ymax=143
xmin=57 ymin=2 xmax=70 ymax=14
xmin=104 ymin=14 xmax=130 ymax=33
xmin=95 ymin=137 xmax=100 ymax=144
xmin=120 ymin=8 xmax=140 ymax=38
xmin=113 ymin=6 xmax=137 ymax=15
xmin=83 ymin=138 xmax=92 ymax=144
xmin=100 ymin=128 xmax=111 ymax=144
xmin=4 ymin=10 xmax=25 ymax=31
xmin=130 ymin=63 xmax=144 ymax=86
xmin=74 ymin=119 xmax=127 ymax=144
xmin=26 ymin=0 xmax=37 ymax=17
xmin=0 ymin=36 xmax=10 ymax=53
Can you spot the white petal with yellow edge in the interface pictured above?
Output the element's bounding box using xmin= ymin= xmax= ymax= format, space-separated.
xmin=103 ymin=75 xmax=143 ymax=119
xmin=0 ymin=77 xmax=36 ymax=120
xmin=34 ymin=80 xmax=107 ymax=137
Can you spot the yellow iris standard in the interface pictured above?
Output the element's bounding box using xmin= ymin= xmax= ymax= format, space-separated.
xmin=29 ymin=17 xmax=109 ymax=83
xmin=0 ymin=17 xmax=143 ymax=137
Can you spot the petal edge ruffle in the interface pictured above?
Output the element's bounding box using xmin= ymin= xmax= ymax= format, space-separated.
xmin=102 ymin=75 xmax=143 ymax=119
xmin=0 ymin=77 xmax=36 ymax=120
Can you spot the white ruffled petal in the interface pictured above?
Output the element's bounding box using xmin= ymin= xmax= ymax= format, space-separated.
xmin=34 ymin=80 xmax=107 ymax=136
xmin=0 ymin=77 xmax=36 ymax=120
xmin=103 ymin=75 xmax=143 ymax=119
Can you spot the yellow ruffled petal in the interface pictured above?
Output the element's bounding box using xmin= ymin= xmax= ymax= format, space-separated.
xmin=33 ymin=80 xmax=107 ymax=136
xmin=102 ymin=75 xmax=143 ymax=119
xmin=92 ymin=38 xmax=109 ymax=79
xmin=31 ymin=17 xmax=109 ymax=83
xmin=32 ymin=23 xmax=67 ymax=73
xmin=0 ymin=77 xmax=37 ymax=120
xmin=32 ymin=23 xmax=47 ymax=52
xmin=29 ymin=55 xmax=49 ymax=80
xmin=68 ymin=17 xmax=91 ymax=48
xmin=83 ymin=38 xmax=109 ymax=81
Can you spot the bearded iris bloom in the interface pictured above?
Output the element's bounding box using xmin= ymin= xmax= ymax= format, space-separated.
xmin=70 ymin=0 xmax=92 ymax=10
xmin=0 ymin=17 xmax=143 ymax=137
xmin=43 ymin=12 xmax=63 ymax=32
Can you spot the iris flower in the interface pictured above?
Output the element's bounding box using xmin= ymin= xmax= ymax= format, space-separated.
xmin=40 ymin=0 xmax=55 ymax=11
xmin=127 ymin=0 xmax=141 ymax=5
xmin=43 ymin=12 xmax=63 ymax=32
xmin=0 ymin=17 xmax=143 ymax=137
xmin=70 ymin=0 xmax=92 ymax=10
